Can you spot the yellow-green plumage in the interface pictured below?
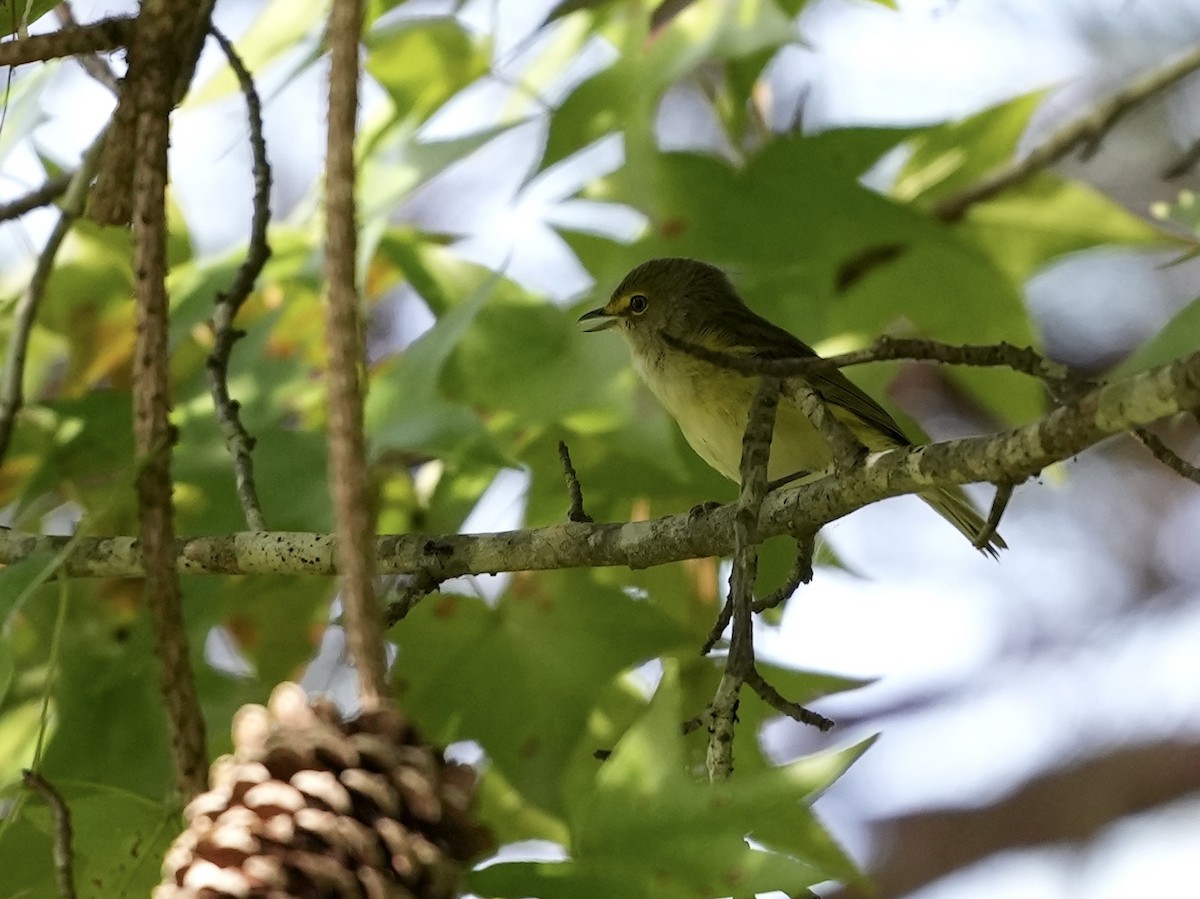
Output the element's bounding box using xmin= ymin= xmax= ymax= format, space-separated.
xmin=579 ymin=257 xmax=1005 ymax=557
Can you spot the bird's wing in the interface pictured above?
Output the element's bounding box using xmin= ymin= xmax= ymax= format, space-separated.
xmin=702 ymin=311 xmax=912 ymax=448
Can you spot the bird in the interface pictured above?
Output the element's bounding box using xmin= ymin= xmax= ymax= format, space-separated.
xmin=577 ymin=257 xmax=1005 ymax=557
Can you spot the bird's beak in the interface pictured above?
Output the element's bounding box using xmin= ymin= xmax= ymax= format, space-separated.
xmin=577 ymin=306 xmax=618 ymax=332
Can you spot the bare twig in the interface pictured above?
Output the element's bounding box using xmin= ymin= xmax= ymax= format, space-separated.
xmin=0 ymin=172 xmax=72 ymax=222
xmin=744 ymin=668 xmax=833 ymax=732
xmin=324 ymin=0 xmax=388 ymax=709
xmin=0 ymin=137 xmax=103 ymax=464
xmin=828 ymin=740 xmax=1200 ymax=899
xmin=204 ymin=25 xmax=273 ymax=531
xmin=558 ymin=440 xmax=593 ymax=523
xmin=752 ymin=533 xmax=815 ymax=613
xmin=129 ymin=1 xmax=208 ymax=799
xmin=700 ymin=599 xmax=732 ymax=656
xmin=384 ymin=569 xmax=440 ymax=626
xmin=53 ymin=3 xmax=120 ymax=93
xmin=707 ymin=376 xmax=780 ymax=782
xmin=0 ymin=15 xmax=133 ymax=68
xmin=1133 ymin=426 xmax=1200 ymax=484
xmin=3 ymin=347 xmax=1200 ymax=580
xmin=789 ymin=378 xmax=866 ymax=470
xmin=21 ymin=770 xmax=77 ymax=899
xmin=662 ymin=332 xmax=1072 ymax=387
xmin=933 ymin=41 xmax=1200 ymax=221
xmin=975 ymin=482 xmax=1015 ymax=552
xmin=1163 ymin=138 xmax=1200 ymax=179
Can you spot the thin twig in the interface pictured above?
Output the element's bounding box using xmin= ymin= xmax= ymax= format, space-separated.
xmin=0 ymin=138 xmax=103 ymax=464
xmin=129 ymin=0 xmax=209 ymax=799
xmin=325 ymin=0 xmax=388 ymax=709
xmin=975 ymin=482 xmax=1015 ymax=552
xmin=557 ymin=440 xmax=593 ymax=523
xmin=384 ymin=570 xmax=440 ymax=626
xmin=707 ymin=377 xmax=780 ymax=782
xmin=752 ymin=533 xmax=815 ymax=613
xmin=53 ymin=3 xmax=120 ymax=93
xmin=789 ymin=378 xmax=866 ymax=471
xmin=0 ymin=15 xmax=133 ymax=68
xmin=21 ymin=770 xmax=77 ymax=899
xmin=744 ymin=669 xmax=834 ymax=732
xmin=204 ymin=26 xmax=273 ymax=531
xmin=1163 ymin=138 xmax=1200 ymax=179
xmin=0 ymin=172 xmax=73 ymax=222
xmin=700 ymin=598 xmax=732 ymax=656
xmin=933 ymin=41 xmax=1200 ymax=221
xmin=662 ymin=332 xmax=1072 ymax=386
xmin=1133 ymin=426 xmax=1200 ymax=484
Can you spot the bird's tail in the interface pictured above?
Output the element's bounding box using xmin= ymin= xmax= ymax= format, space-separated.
xmin=919 ymin=486 xmax=1006 ymax=558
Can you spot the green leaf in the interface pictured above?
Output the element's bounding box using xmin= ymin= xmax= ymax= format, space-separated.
xmin=472 ymin=666 xmax=867 ymax=899
xmin=895 ymin=92 xmax=1044 ymax=204
xmin=365 ymin=17 xmax=488 ymax=124
xmin=954 ymin=173 xmax=1175 ymax=282
xmin=0 ymin=783 xmax=176 ymax=898
xmin=0 ymin=0 xmax=57 ymax=37
xmin=365 ymin=260 xmax=510 ymax=467
xmin=543 ymin=0 xmax=798 ymax=174
xmin=1114 ymin=293 xmax=1200 ymax=378
xmin=12 ymin=392 xmax=134 ymax=523
xmin=390 ymin=570 xmax=690 ymax=816
xmin=39 ymin=608 xmax=174 ymax=799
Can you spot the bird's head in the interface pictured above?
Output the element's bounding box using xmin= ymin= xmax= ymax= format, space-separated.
xmin=577 ymin=257 xmax=745 ymax=348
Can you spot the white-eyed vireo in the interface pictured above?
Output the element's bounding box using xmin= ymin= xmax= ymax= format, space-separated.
xmin=578 ymin=257 xmax=1005 ymax=556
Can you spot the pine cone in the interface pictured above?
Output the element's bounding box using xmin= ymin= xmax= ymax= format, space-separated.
xmin=156 ymin=683 xmax=491 ymax=899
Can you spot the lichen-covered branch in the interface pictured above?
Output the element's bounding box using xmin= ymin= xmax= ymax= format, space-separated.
xmin=2 ymin=347 xmax=1198 ymax=581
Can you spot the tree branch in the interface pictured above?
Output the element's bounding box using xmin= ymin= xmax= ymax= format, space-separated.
xmin=829 ymin=740 xmax=1200 ymax=899
xmin=707 ymin=376 xmax=779 ymax=782
xmin=21 ymin=770 xmax=77 ymax=899
xmin=932 ymin=40 xmax=1200 ymax=221
xmin=0 ymin=172 xmax=73 ymax=223
xmin=2 ymin=347 xmax=1198 ymax=580
xmin=128 ymin=0 xmax=208 ymax=799
xmin=324 ymin=0 xmax=388 ymax=709
xmin=89 ymin=1 xmax=214 ymax=225
xmin=204 ymin=26 xmax=273 ymax=531
xmin=0 ymin=15 xmax=133 ymax=68
xmin=54 ymin=3 xmax=120 ymax=93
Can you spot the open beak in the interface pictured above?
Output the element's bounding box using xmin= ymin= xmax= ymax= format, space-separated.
xmin=577 ymin=307 xmax=618 ymax=332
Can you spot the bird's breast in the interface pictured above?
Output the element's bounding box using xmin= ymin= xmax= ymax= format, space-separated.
xmin=630 ymin=343 xmax=832 ymax=483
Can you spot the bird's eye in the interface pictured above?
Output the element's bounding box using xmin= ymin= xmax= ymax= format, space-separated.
xmin=629 ymin=294 xmax=648 ymax=314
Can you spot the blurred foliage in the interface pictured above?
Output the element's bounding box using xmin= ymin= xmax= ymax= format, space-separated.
xmin=0 ymin=0 xmax=1184 ymax=896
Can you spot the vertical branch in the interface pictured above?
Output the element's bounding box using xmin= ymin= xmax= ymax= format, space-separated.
xmin=706 ymin=376 xmax=781 ymax=782
xmin=324 ymin=0 xmax=388 ymax=708
xmin=21 ymin=771 xmax=77 ymax=899
xmin=129 ymin=1 xmax=209 ymax=799
xmin=205 ymin=26 xmax=273 ymax=531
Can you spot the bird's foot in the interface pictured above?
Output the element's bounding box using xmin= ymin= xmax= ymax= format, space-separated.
xmin=688 ymin=500 xmax=722 ymax=521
